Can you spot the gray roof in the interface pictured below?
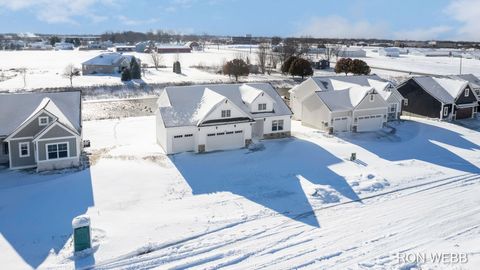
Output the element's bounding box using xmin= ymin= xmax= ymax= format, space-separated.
xmin=158 ymin=83 xmax=292 ymax=127
xmin=413 ymin=76 xmax=468 ymax=104
xmin=82 ymin=52 xmax=134 ymax=66
xmin=316 ymin=86 xmax=373 ymax=112
xmin=446 ymin=74 xmax=480 ymax=89
xmin=0 ymin=91 xmax=81 ymax=137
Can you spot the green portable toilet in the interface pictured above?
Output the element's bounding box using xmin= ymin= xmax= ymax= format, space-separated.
xmin=72 ymin=215 xmax=91 ymax=253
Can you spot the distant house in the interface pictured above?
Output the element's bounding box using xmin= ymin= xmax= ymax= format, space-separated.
xmin=0 ymin=91 xmax=82 ymax=171
xmin=156 ymin=83 xmax=292 ymax=154
xmin=185 ymin=41 xmax=201 ymax=51
xmin=290 ymin=75 xmax=404 ymax=133
xmin=409 ymin=49 xmax=451 ymax=57
xmin=54 ymin=42 xmax=74 ymax=50
xmin=82 ymin=53 xmax=139 ymax=75
xmin=398 ymin=76 xmax=478 ymax=120
xmin=337 ymin=47 xmax=366 ymax=58
xmin=115 ymin=45 xmax=135 ymax=52
xmin=378 ymin=47 xmax=400 ymax=57
xmin=155 ymin=43 xmax=191 ymax=53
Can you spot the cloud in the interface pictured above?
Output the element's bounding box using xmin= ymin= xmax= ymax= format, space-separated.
xmin=116 ymin=15 xmax=160 ymax=26
xmin=0 ymin=0 xmax=116 ymax=24
xmin=394 ymin=26 xmax=453 ymax=40
xmin=299 ymin=15 xmax=389 ymax=39
xmin=444 ymin=0 xmax=480 ymax=41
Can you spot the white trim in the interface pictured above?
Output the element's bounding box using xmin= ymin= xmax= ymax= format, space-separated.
xmin=6 ymin=136 xmax=33 ymax=141
xmin=45 ymin=141 xmax=70 ymax=161
xmin=443 ymin=106 xmax=449 ymax=117
xmin=19 ymin=142 xmax=30 ymax=158
xmin=33 ymin=121 xmax=79 ymax=142
xmin=38 ymin=116 xmax=49 ymax=126
xmin=37 ymin=156 xmax=77 ymax=163
xmin=465 ymin=88 xmax=470 ymax=97
xmin=5 ymin=109 xmax=57 ymax=141
xmin=37 ymin=136 xmax=76 ymax=142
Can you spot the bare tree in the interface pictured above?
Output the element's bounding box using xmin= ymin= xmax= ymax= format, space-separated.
xmin=256 ymin=44 xmax=268 ymax=74
xmin=329 ymin=45 xmax=342 ymax=60
xmin=63 ymin=64 xmax=80 ymax=87
xmin=19 ymin=68 xmax=27 ymax=88
xmin=150 ymin=51 xmax=163 ymax=70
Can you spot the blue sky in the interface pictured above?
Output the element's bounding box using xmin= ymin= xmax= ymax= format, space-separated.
xmin=0 ymin=0 xmax=479 ymax=41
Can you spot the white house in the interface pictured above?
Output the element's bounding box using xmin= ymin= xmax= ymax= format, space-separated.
xmin=337 ymin=47 xmax=366 ymax=58
xmin=378 ymin=47 xmax=400 ymax=57
xmin=290 ymin=75 xmax=404 ymax=133
xmin=156 ymin=83 xmax=292 ymax=154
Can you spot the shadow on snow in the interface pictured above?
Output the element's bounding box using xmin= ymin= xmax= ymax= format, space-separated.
xmin=170 ymin=138 xmax=360 ymax=228
xmin=0 ymin=168 xmax=94 ymax=269
xmin=342 ymin=120 xmax=480 ymax=174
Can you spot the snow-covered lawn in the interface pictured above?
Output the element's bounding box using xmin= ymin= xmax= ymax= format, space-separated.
xmin=0 ymin=116 xmax=479 ymax=269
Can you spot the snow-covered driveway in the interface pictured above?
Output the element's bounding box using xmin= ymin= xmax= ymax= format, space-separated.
xmin=0 ymin=116 xmax=479 ymax=269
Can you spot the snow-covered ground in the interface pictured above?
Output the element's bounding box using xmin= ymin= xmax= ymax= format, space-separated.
xmin=1 ymin=47 xmax=478 ymax=92
xmin=1 ymin=116 xmax=479 ymax=269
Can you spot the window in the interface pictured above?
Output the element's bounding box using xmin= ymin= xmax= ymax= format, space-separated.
xmin=369 ymin=94 xmax=374 ymax=102
xmin=443 ymin=107 xmax=449 ymax=116
xmin=3 ymin=142 xmax=8 ymax=155
xmin=221 ymin=110 xmax=231 ymax=118
xmin=272 ymin=120 xmax=284 ymax=131
xmin=404 ymin=99 xmax=408 ymax=106
xmin=216 ymin=132 xmax=225 ymax=136
xmin=235 ymin=130 xmax=243 ymax=134
xmin=226 ymin=131 xmax=234 ymax=134
xmin=173 ymin=135 xmax=183 ymax=138
xmin=258 ymin=103 xmax=267 ymax=111
xmin=389 ymin=104 xmax=397 ymax=113
xmin=465 ymin=88 xmax=470 ymax=97
xmin=207 ymin=133 xmax=215 ymax=136
xmin=19 ymin=142 xmax=30 ymax=157
xmin=184 ymin=134 xmax=193 ymax=137
xmin=39 ymin=116 xmax=49 ymax=126
xmin=47 ymin=142 xmax=68 ymax=160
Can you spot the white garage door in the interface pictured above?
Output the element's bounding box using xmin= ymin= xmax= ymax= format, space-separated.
xmin=356 ymin=115 xmax=384 ymax=132
xmin=206 ymin=130 xmax=244 ymax=152
xmin=332 ymin=117 xmax=349 ymax=132
xmin=172 ymin=133 xmax=195 ymax=153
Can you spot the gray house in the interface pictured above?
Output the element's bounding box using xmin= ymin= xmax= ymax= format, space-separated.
xmin=82 ymin=52 xmax=139 ymax=75
xmin=0 ymin=91 xmax=82 ymax=171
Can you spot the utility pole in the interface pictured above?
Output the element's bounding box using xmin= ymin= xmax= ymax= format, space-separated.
xmin=459 ymin=54 xmax=463 ymax=74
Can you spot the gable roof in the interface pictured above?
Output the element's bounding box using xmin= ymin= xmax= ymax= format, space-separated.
xmin=82 ymin=52 xmax=134 ymax=66
xmin=316 ymin=86 xmax=374 ymax=112
xmin=413 ymin=76 xmax=468 ymax=104
xmin=158 ymin=83 xmax=291 ymax=128
xmin=0 ymin=91 xmax=81 ymax=137
xmin=447 ymin=74 xmax=480 ymax=89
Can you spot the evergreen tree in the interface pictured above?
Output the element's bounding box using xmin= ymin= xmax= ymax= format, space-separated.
xmin=130 ymin=57 xmax=141 ymax=79
xmin=121 ymin=68 xmax=132 ymax=81
xmin=350 ymin=59 xmax=371 ymax=75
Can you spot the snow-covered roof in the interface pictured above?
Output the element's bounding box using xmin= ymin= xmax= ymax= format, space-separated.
xmin=158 ymin=83 xmax=291 ymax=128
xmin=317 ymin=86 xmax=373 ymax=112
xmin=82 ymin=52 xmax=133 ymax=66
xmin=155 ymin=43 xmax=190 ymax=49
xmin=447 ymin=74 xmax=480 ymax=89
xmin=239 ymin=84 xmax=264 ymax=104
xmin=414 ymin=76 xmax=468 ymax=104
xmin=310 ymin=75 xmax=395 ymax=100
xmin=0 ymin=91 xmax=81 ymax=137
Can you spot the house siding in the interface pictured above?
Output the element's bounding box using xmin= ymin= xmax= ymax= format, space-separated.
xmin=37 ymin=138 xmax=78 ymax=161
xmin=456 ymin=86 xmax=478 ymax=105
xmin=398 ymin=79 xmax=443 ymax=118
xmin=39 ymin=124 xmax=76 ymax=139
xmin=9 ymin=139 xmax=35 ymax=168
xmin=0 ymin=139 xmax=8 ymax=164
xmin=12 ymin=112 xmax=53 ymax=139
xmin=301 ymin=94 xmax=331 ymax=130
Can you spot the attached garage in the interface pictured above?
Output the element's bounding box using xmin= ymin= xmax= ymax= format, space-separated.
xmin=356 ymin=115 xmax=384 ymax=132
xmin=206 ymin=130 xmax=244 ymax=152
xmin=455 ymin=107 xmax=473 ymax=119
xmin=332 ymin=117 xmax=349 ymax=132
xmin=171 ymin=133 xmax=195 ymax=153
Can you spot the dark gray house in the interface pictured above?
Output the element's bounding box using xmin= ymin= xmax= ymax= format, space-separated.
xmin=0 ymin=91 xmax=82 ymax=171
xmin=82 ymin=52 xmax=138 ymax=75
xmin=398 ymin=76 xmax=478 ymax=120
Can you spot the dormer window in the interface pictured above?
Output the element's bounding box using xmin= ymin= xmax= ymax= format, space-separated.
xmin=39 ymin=116 xmax=49 ymax=126
xmin=258 ymin=103 xmax=267 ymax=111
xmin=465 ymin=88 xmax=470 ymax=97
xmin=221 ymin=110 xmax=231 ymax=118
xmin=369 ymin=94 xmax=374 ymax=102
